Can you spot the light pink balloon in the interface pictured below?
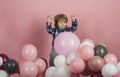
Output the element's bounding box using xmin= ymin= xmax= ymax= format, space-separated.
xmin=21 ymin=44 xmax=38 ymax=61
xmin=103 ymin=53 xmax=118 ymax=64
xmin=10 ymin=73 xmax=21 ymax=77
xmin=35 ymin=58 xmax=46 ymax=74
xmin=79 ymin=46 xmax=94 ymax=61
xmin=69 ymin=58 xmax=85 ymax=73
xmin=54 ymin=32 xmax=80 ymax=56
xmin=20 ymin=61 xmax=38 ymax=77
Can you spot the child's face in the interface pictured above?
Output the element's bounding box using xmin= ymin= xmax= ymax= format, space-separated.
xmin=58 ymin=19 xmax=67 ymax=29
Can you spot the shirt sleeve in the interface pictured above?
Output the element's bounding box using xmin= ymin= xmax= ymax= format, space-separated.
xmin=67 ymin=19 xmax=78 ymax=32
xmin=46 ymin=22 xmax=55 ymax=35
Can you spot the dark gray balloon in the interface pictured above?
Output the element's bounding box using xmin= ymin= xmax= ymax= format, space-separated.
xmin=3 ymin=59 xmax=19 ymax=74
xmin=94 ymin=45 xmax=108 ymax=58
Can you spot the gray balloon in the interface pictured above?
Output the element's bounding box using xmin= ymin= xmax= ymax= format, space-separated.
xmin=94 ymin=45 xmax=108 ymax=58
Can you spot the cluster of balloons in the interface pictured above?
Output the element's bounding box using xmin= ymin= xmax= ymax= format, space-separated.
xmin=45 ymin=55 xmax=71 ymax=77
xmin=0 ymin=54 xmax=19 ymax=77
xmin=52 ymin=32 xmax=120 ymax=77
xmin=0 ymin=44 xmax=48 ymax=77
xmin=19 ymin=44 xmax=47 ymax=77
xmin=0 ymin=32 xmax=120 ymax=77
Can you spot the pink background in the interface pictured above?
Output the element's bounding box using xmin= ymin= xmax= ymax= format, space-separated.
xmin=0 ymin=0 xmax=120 ymax=64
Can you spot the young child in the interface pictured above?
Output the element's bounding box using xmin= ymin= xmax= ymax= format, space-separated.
xmin=46 ymin=14 xmax=77 ymax=66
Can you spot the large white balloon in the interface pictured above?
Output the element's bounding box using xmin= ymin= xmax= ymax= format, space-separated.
xmin=0 ymin=57 xmax=3 ymax=66
xmin=54 ymin=65 xmax=71 ymax=77
xmin=0 ymin=70 xmax=9 ymax=77
xmin=45 ymin=67 xmax=56 ymax=77
xmin=102 ymin=63 xmax=118 ymax=77
xmin=80 ymin=39 xmax=95 ymax=48
xmin=54 ymin=55 xmax=66 ymax=67
xmin=67 ymin=52 xmax=80 ymax=64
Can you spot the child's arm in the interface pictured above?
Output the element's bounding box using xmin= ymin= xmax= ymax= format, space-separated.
xmin=46 ymin=16 xmax=55 ymax=34
xmin=67 ymin=16 xmax=77 ymax=32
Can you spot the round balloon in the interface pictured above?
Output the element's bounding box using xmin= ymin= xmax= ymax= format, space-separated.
xmin=45 ymin=66 xmax=56 ymax=77
xmin=21 ymin=44 xmax=38 ymax=61
xmin=69 ymin=58 xmax=85 ymax=73
xmin=3 ymin=59 xmax=19 ymax=74
xmin=34 ymin=58 xmax=46 ymax=74
xmin=20 ymin=61 xmax=38 ymax=77
xmin=54 ymin=55 xmax=66 ymax=67
xmin=102 ymin=63 xmax=118 ymax=77
xmin=54 ymin=32 xmax=80 ymax=56
xmin=88 ymin=56 xmax=104 ymax=72
xmin=94 ymin=45 xmax=108 ymax=58
xmin=79 ymin=46 xmax=94 ymax=61
xmin=0 ymin=54 xmax=9 ymax=64
xmin=103 ymin=53 xmax=118 ymax=64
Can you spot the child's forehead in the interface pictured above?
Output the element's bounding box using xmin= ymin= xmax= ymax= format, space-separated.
xmin=58 ymin=19 xmax=66 ymax=21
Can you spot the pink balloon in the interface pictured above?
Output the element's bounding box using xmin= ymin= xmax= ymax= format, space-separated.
xmin=114 ymin=71 xmax=120 ymax=77
xmin=34 ymin=58 xmax=46 ymax=74
xmin=54 ymin=32 xmax=80 ymax=56
xmin=69 ymin=58 xmax=85 ymax=73
xmin=21 ymin=44 xmax=38 ymax=61
xmin=10 ymin=73 xmax=21 ymax=77
xmin=79 ymin=46 xmax=94 ymax=61
xmin=20 ymin=61 xmax=38 ymax=77
xmin=103 ymin=53 xmax=118 ymax=64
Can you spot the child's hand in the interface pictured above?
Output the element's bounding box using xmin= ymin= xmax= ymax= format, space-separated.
xmin=47 ymin=16 xmax=52 ymax=23
xmin=71 ymin=15 xmax=76 ymax=21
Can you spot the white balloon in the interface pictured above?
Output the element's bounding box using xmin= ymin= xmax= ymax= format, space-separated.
xmin=67 ymin=52 xmax=80 ymax=64
xmin=0 ymin=70 xmax=9 ymax=77
xmin=80 ymin=39 xmax=95 ymax=48
xmin=0 ymin=57 xmax=3 ymax=66
xmin=102 ymin=63 xmax=118 ymax=77
xmin=116 ymin=62 xmax=120 ymax=71
xmin=54 ymin=65 xmax=71 ymax=77
xmin=54 ymin=55 xmax=66 ymax=67
xmin=45 ymin=67 xmax=56 ymax=77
